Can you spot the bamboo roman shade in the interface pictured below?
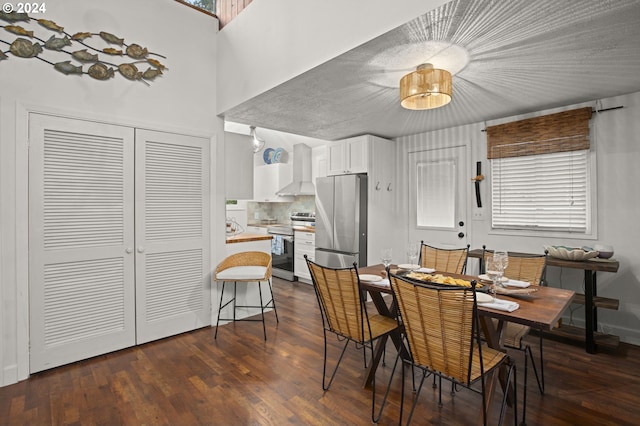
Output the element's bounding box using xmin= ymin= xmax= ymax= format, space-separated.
xmin=486 ymin=107 xmax=593 ymax=159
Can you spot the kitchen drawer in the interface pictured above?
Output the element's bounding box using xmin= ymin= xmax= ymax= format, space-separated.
xmin=295 ymin=231 xmax=316 ymax=242
xmin=294 ymin=230 xmax=315 ymax=281
xmin=294 ymin=250 xmax=314 ymax=280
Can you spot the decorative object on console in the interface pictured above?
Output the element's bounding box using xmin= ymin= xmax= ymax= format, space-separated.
xmin=594 ymin=244 xmax=614 ymax=259
xmin=0 ymin=11 xmax=167 ymax=84
xmin=545 ymin=245 xmax=599 ymax=261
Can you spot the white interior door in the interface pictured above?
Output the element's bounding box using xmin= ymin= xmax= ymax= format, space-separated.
xmin=29 ymin=114 xmax=136 ymax=373
xmin=29 ymin=116 xmax=211 ymax=372
xmin=134 ymin=129 xmax=210 ymax=344
xmin=408 ymin=146 xmax=468 ymax=248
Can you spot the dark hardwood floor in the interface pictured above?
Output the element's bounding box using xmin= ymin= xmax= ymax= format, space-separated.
xmin=2 ymin=277 xmax=639 ymax=425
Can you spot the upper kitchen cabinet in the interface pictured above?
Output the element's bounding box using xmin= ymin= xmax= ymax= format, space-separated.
xmin=253 ymin=163 xmax=294 ymax=202
xmin=225 ymin=132 xmax=254 ymax=199
xmin=327 ymin=135 xmax=369 ymax=175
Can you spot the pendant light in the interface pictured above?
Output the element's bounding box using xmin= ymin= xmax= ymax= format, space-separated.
xmin=250 ymin=126 xmax=265 ymax=153
xmin=400 ymin=63 xmax=452 ymax=110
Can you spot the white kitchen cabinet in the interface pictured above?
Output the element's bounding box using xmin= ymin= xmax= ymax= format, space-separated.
xmin=224 ymin=132 xmax=253 ymax=199
xmin=294 ymin=230 xmax=315 ymax=283
xmin=253 ymin=163 xmax=294 ymax=202
xmin=327 ymin=135 xmax=369 ymax=176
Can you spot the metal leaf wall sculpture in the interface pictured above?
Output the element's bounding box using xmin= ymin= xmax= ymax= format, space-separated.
xmin=0 ymin=11 xmax=168 ymax=85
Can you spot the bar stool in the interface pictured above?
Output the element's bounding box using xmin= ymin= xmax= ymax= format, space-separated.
xmin=214 ymin=251 xmax=279 ymax=340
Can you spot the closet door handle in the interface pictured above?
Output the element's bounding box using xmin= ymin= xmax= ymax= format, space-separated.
xmin=137 ymin=246 xmax=145 ymax=253
xmin=126 ymin=248 xmax=133 ymax=254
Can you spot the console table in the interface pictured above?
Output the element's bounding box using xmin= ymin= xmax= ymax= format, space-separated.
xmin=468 ymin=248 xmax=619 ymax=353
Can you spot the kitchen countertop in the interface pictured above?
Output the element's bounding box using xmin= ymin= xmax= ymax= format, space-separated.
xmin=226 ymin=233 xmax=274 ymax=244
xmin=293 ymin=226 xmax=315 ymax=232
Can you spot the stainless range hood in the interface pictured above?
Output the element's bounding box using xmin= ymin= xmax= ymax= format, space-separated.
xmin=276 ymin=143 xmax=315 ymax=196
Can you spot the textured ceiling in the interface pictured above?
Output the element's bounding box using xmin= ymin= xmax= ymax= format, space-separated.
xmin=222 ymin=0 xmax=640 ymax=141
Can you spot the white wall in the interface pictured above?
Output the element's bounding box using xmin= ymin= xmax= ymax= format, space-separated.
xmin=395 ymin=91 xmax=640 ymax=346
xmin=216 ymin=0 xmax=449 ymax=114
xmin=0 ymin=0 xmax=220 ymax=386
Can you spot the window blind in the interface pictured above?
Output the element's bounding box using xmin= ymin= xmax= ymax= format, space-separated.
xmin=486 ymin=107 xmax=592 ymax=159
xmin=491 ymin=150 xmax=589 ymax=232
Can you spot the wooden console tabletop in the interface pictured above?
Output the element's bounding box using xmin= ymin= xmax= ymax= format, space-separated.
xmin=468 ymin=248 xmax=620 ymax=353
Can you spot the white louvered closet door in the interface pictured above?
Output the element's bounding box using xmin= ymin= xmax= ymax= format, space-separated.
xmin=29 ymin=114 xmax=136 ymax=373
xmin=134 ymin=129 xmax=210 ymax=344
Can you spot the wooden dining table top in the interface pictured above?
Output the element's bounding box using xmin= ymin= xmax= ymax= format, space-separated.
xmin=357 ymin=264 xmax=575 ymax=331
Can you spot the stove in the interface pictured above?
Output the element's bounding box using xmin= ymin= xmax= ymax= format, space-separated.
xmin=267 ymin=212 xmax=314 ymax=281
xmin=291 ymin=211 xmax=315 ymax=227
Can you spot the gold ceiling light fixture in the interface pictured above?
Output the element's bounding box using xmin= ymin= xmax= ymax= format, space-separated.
xmin=249 ymin=126 xmax=265 ymax=153
xmin=400 ymin=63 xmax=452 ymax=110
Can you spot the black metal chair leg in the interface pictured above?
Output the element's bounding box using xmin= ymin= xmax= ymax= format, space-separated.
xmin=267 ymin=279 xmax=279 ymax=323
xmin=258 ymin=281 xmax=267 ymax=341
xmin=322 ymin=334 xmax=350 ymax=391
xmin=233 ymin=281 xmax=237 ymax=321
xmin=214 ymin=281 xmax=227 ymax=339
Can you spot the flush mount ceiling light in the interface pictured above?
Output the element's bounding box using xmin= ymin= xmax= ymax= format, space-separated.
xmin=249 ymin=126 xmax=265 ymax=153
xmin=400 ymin=63 xmax=452 ymax=110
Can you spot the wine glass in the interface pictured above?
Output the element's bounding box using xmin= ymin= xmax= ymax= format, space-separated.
xmin=406 ymin=241 xmax=420 ymax=269
xmin=485 ymin=256 xmax=504 ymax=301
xmin=380 ymin=248 xmax=393 ymax=269
xmin=494 ymin=249 xmax=509 ymax=278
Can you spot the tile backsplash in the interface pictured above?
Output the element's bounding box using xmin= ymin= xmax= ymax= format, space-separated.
xmin=247 ymin=195 xmax=315 ymax=224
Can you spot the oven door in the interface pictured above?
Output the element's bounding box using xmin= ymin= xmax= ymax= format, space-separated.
xmin=270 ymin=234 xmax=295 ymax=280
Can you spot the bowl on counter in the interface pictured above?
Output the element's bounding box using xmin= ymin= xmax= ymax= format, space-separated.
xmin=544 ymin=245 xmax=599 ymax=261
xmin=594 ymin=244 xmax=614 ymax=259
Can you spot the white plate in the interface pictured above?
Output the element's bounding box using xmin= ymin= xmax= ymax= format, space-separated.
xmin=398 ymin=264 xmax=421 ymax=270
xmin=359 ymin=274 xmax=382 ymax=282
xmin=476 ymin=292 xmax=494 ymax=304
xmin=478 ymin=274 xmax=509 ymax=282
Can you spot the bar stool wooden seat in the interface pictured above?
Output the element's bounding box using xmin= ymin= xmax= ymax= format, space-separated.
xmin=214 ymin=251 xmax=278 ymax=340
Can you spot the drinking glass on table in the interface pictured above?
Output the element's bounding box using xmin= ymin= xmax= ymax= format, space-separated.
xmin=406 ymin=241 xmax=420 ymax=268
xmin=380 ymin=248 xmax=393 ymax=268
xmin=494 ymin=249 xmax=509 ymax=273
xmin=485 ymin=256 xmax=504 ymax=301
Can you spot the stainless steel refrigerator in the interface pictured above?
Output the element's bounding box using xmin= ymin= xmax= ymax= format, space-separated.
xmin=315 ymin=175 xmax=367 ymax=268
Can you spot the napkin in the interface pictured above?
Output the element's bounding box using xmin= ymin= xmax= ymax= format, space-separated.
xmin=478 ymin=298 xmax=519 ymax=312
xmin=416 ymin=267 xmax=436 ymax=273
xmin=369 ymin=278 xmax=390 ymax=288
xmin=504 ymin=279 xmax=531 ymax=288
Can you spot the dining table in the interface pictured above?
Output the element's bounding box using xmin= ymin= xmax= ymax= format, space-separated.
xmin=357 ymin=263 xmax=575 ymax=421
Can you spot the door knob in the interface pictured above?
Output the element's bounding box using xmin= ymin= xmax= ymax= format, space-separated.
xmin=459 ymin=221 xmax=465 ymax=227
xmin=126 ymin=248 xmax=133 ymax=254
xmin=458 ymin=232 xmax=465 ymax=238
xmin=137 ymin=246 xmax=145 ymax=253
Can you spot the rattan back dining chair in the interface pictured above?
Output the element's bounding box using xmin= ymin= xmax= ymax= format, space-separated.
xmin=419 ymin=242 xmax=471 ymax=274
xmin=305 ymin=255 xmax=399 ymax=423
xmin=388 ymin=271 xmax=517 ymax=426
xmin=482 ymin=246 xmax=547 ymax=424
xmin=213 ymin=251 xmax=278 ymax=341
